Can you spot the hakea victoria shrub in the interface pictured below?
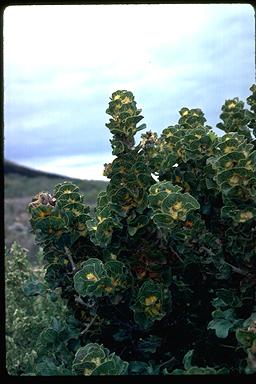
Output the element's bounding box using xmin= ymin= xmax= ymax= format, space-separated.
xmin=28 ymin=85 xmax=256 ymax=375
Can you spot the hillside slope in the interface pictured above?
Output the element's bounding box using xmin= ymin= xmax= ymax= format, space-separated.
xmin=4 ymin=159 xmax=108 ymax=199
xmin=4 ymin=159 xmax=71 ymax=179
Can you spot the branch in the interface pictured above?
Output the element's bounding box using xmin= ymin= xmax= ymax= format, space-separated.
xmin=199 ymin=246 xmax=215 ymax=257
xmin=75 ymin=295 xmax=87 ymax=307
xmin=81 ymin=313 xmax=98 ymax=335
xmin=158 ymin=356 xmax=176 ymax=369
xmin=219 ymin=344 xmax=236 ymax=349
xmin=64 ymin=246 xmax=76 ymax=271
xmin=224 ymin=261 xmax=250 ymax=277
xmin=200 ymin=246 xmax=251 ymax=277
xmin=169 ymin=246 xmax=184 ymax=263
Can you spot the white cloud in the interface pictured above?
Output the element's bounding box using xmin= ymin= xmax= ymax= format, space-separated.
xmin=4 ymin=3 xmax=241 ymax=77
xmin=19 ymin=153 xmax=115 ymax=180
xmin=4 ymin=3 xmax=255 ymax=179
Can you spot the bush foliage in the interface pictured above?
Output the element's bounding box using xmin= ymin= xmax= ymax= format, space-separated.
xmin=5 ymin=242 xmax=78 ymax=375
xmin=21 ymin=85 xmax=256 ymax=375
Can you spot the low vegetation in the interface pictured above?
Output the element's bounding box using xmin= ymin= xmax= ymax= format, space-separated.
xmin=5 ymin=242 xmax=74 ymax=375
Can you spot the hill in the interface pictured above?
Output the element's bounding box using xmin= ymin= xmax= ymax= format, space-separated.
xmin=4 ymin=159 xmax=108 ymax=200
xmin=4 ymin=159 xmax=73 ymax=179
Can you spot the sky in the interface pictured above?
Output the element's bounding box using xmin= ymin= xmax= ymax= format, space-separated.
xmin=3 ymin=4 xmax=255 ymax=180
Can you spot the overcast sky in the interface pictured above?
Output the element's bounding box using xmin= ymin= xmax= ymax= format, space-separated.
xmin=4 ymin=4 xmax=255 ymax=180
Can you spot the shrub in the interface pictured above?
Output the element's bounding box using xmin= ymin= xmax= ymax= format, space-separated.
xmin=26 ymin=86 xmax=256 ymax=375
xmin=5 ymin=242 xmax=78 ymax=375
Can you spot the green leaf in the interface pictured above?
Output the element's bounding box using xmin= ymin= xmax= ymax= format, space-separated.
xmin=136 ymin=123 xmax=147 ymax=132
xmin=35 ymin=357 xmax=72 ymax=376
xmin=54 ymin=182 xmax=79 ymax=199
xmin=22 ymin=276 xmax=46 ymax=296
xmin=44 ymin=263 xmax=67 ymax=289
xmin=137 ymin=335 xmax=162 ymax=356
xmin=183 ymin=349 xmax=194 ymax=370
xmin=207 ymin=309 xmax=240 ymax=338
xmin=127 ymin=215 xmax=150 ymax=236
xmin=149 ymin=181 xmax=182 ymax=195
xmin=72 ymin=343 xmax=128 ymax=375
xmin=37 ymin=328 xmax=58 ymax=346
xmin=128 ymin=361 xmax=149 ymax=375
xmin=214 ymin=289 xmax=242 ymax=308
xmin=208 ymin=318 xmax=233 ymax=338
xmin=131 ymin=280 xmax=167 ymax=329
xmin=169 ymin=365 xmax=229 ymax=375
xmin=73 ymin=258 xmax=106 ymax=297
xmin=236 ymin=328 xmax=256 ymax=348
xmin=74 ymin=258 xmax=130 ymax=298
xmin=151 ymin=213 xmax=175 ymax=229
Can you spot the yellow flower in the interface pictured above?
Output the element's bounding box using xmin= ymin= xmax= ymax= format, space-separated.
xmin=119 ymin=166 xmax=126 ymax=174
xmin=224 ymin=146 xmax=235 ymax=154
xmin=170 ymin=210 xmax=179 ymax=220
xmin=84 ymin=368 xmax=93 ymax=375
xmin=104 ymin=228 xmax=113 ymax=236
xmin=184 ymin=182 xmax=191 ymax=192
xmin=67 ymin=198 xmax=76 ymax=204
xmin=172 ymin=201 xmax=183 ymax=211
xmin=144 ymin=295 xmax=158 ymax=306
xmin=177 ymin=148 xmax=185 ymax=159
xmin=145 ymin=302 xmax=161 ymax=316
xmin=239 ymin=211 xmax=253 ymax=223
xmin=91 ymin=357 xmax=101 ymax=367
xmin=97 ymin=216 xmax=105 ymax=224
xmin=115 ymin=103 xmax=122 ymax=110
xmin=71 ymin=209 xmax=81 ymax=216
xmin=229 ymin=174 xmax=240 ymax=186
xmin=111 ymin=279 xmax=120 ymax=287
xmin=144 ymin=296 xmax=161 ymax=316
xmin=242 ymin=150 xmax=250 ymax=158
xmin=127 ymin=108 xmax=134 ymax=115
xmin=38 ymin=210 xmax=50 ymax=218
xmin=77 ymin=223 xmax=86 ymax=231
xmin=227 ymin=101 xmax=236 ymax=109
xmin=225 ymin=161 xmax=234 ymax=169
xmin=169 ymin=201 xmax=186 ymax=220
xmin=245 ymin=160 xmax=253 ymax=170
xmin=122 ymin=96 xmax=131 ymax=104
xmin=86 ymin=273 xmax=98 ymax=282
